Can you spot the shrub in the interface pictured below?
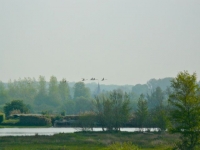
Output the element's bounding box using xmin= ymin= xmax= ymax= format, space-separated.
xmin=51 ymin=115 xmax=63 ymax=125
xmin=0 ymin=113 xmax=5 ymax=123
xmin=78 ymin=111 xmax=97 ymax=131
xmin=19 ymin=115 xmax=52 ymax=126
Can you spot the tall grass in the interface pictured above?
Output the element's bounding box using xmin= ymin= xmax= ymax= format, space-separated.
xmin=0 ymin=132 xmax=181 ymax=150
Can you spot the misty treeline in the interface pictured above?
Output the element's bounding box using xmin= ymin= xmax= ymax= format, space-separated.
xmin=0 ymin=76 xmax=92 ymax=114
xmin=0 ymin=75 xmax=175 ymax=128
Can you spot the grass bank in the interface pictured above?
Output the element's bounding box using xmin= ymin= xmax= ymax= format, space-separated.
xmin=0 ymin=131 xmax=180 ymax=150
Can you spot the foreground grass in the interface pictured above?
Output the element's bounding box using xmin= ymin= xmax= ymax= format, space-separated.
xmin=0 ymin=131 xmax=180 ymax=150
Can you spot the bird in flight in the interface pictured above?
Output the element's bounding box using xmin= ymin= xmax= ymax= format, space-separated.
xmin=101 ymin=78 xmax=107 ymax=81
xmin=82 ymin=78 xmax=88 ymax=81
xmin=91 ymin=78 xmax=98 ymax=80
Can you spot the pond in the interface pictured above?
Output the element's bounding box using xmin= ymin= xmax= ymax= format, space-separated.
xmin=0 ymin=128 xmax=159 ymax=136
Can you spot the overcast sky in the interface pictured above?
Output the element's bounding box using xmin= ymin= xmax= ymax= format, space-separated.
xmin=1 ymin=0 xmax=200 ymax=85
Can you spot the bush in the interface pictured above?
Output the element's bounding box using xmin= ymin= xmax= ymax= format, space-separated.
xmin=19 ymin=115 xmax=52 ymax=126
xmin=78 ymin=112 xmax=97 ymax=131
xmin=1 ymin=119 xmax=19 ymax=126
xmin=51 ymin=115 xmax=63 ymax=125
xmin=0 ymin=113 xmax=5 ymax=123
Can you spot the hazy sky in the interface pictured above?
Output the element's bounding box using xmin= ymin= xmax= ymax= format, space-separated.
xmin=1 ymin=0 xmax=200 ymax=85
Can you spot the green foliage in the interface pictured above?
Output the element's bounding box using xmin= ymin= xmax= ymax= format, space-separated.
xmin=19 ymin=115 xmax=51 ymax=126
xmin=59 ymin=78 xmax=71 ymax=103
xmin=0 ymin=132 xmax=177 ymax=150
xmin=0 ymin=82 xmax=10 ymax=105
xmin=48 ymin=76 xmax=61 ymax=106
xmin=75 ymin=96 xmax=92 ymax=114
xmin=168 ymin=71 xmax=200 ymax=150
xmin=0 ymin=113 xmax=5 ymax=123
xmin=147 ymin=86 xmax=164 ymax=109
xmin=78 ymin=111 xmax=97 ymax=131
xmin=7 ymin=78 xmax=37 ymax=105
xmin=60 ymin=111 xmax=65 ymax=116
xmin=41 ymin=110 xmax=50 ymax=115
xmin=95 ymin=90 xmax=131 ymax=131
xmin=73 ymin=82 xmax=91 ymax=99
xmin=3 ymin=100 xmax=30 ymax=118
xmin=150 ymin=106 xmax=169 ymax=130
xmin=34 ymin=76 xmax=48 ymax=106
xmin=1 ymin=118 xmax=19 ymax=125
xmin=51 ymin=115 xmax=63 ymax=125
xmin=135 ymin=94 xmax=148 ymax=127
xmin=145 ymin=86 xmax=169 ymax=130
xmin=103 ymin=142 xmax=140 ymax=150
xmin=64 ymin=100 xmax=75 ymax=115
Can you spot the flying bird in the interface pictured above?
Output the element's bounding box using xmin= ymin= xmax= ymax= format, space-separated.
xmin=101 ymin=78 xmax=107 ymax=81
xmin=82 ymin=78 xmax=88 ymax=81
xmin=91 ymin=78 xmax=98 ymax=80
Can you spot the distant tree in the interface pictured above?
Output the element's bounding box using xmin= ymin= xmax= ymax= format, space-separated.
xmin=150 ymin=106 xmax=169 ymax=131
xmin=95 ymin=90 xmax=131 ymax=131
xmin=3 ymin=100 xmax=30 ymax=118
xmin=48 ymin=76 xmax=61 ymax=106
xmin=7 ymin=79 xmax=20 ymax=99
xmin=0 ymin=81 xmax=10 ymax=105
xmin=73 ymin=82 xmax=90 ymax=99
xmin=168 ymin=71 xmax=200 ymax=150
xmin=58 ymin=78 xmax=70 ymax=103
xmin=146 ymin=86 xmax=169 ymax=130
xmin=132 ymin=84 xmax=149 ymax=96
xmin=147 ymin=86 xmax=164 ymax=109
xmin=75 ymin=96 xmax=92 ymax=114
xmin=135 ymin=94 xmax=148 ymax=128
xmin=65 ymin=100 xmax=75 ymax=115
xmin=34 ymin=76 xmax=48 ymax=106
xmin=7 ymin=78 xmax=37 ymax=104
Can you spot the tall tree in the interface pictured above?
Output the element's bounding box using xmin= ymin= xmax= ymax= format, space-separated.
xmin=34 ymin=76 xmax=48 ymax=106
xmin=147 ymin=86 xmax=164 ymax=109
xmin=168 ymin=71 xmax=200 ymax=150
xmin=135 ymin=94 xmax=148 ymax=128
xmin=58 ymin=78 xmax=70 ymax=103
xmin=73 ymin=82 xmax=90 ymax=99
xmin=95 ymin=90 xmax=131 ymax=131
xmin=48 ymin=76 xmax=61 ymax=106
xmin=0 ymin=81 xmax=10 ymax=105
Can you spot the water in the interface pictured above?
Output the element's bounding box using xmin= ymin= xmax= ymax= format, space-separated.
xmin=0 ymin=128 xmax=159 ymax=137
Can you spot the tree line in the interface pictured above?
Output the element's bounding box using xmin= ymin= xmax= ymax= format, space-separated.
xmin=0 ymin=75 xmax=172 ymax=115
xmin=1 ymin=71 xmax=200 ymax=149
xmin=0 ymin=76 xmax=93 ymax=114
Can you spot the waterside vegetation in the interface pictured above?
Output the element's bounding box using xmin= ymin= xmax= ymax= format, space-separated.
xmin=0 ymin=131 xmax=180 ymax=150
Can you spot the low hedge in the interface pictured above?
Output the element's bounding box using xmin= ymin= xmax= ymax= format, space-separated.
xmin=0 ymin=113 xmax=5 ymax=123
xmin=19 ymin=115 xmax=52 ymax=126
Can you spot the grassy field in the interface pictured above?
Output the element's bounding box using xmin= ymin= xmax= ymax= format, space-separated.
xmin=0 ymin=131 xmax=181 ymax=150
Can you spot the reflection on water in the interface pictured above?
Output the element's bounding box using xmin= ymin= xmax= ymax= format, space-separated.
xmin=0 ymin=128 xmax=159 ymax=136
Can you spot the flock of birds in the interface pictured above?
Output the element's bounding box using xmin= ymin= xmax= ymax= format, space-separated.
xmin=81 ymin=78 xmax=107 ymax=81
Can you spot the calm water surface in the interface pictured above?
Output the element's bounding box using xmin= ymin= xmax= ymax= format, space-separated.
xmin=0 ymin=128 xmax=159 ymax=136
